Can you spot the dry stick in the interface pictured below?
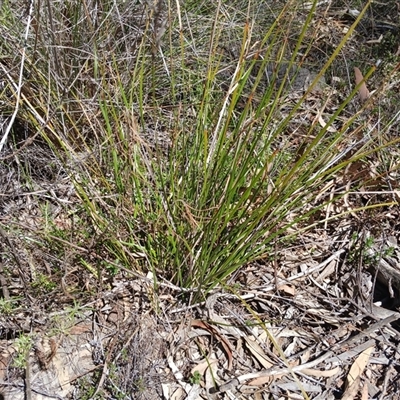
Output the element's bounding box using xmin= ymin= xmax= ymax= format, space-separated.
xmin=378 ymin=365 xmax=395 ymax=400
xmin=366 ymin=246 xmax=400 ymax=295
xmin=0 ymin=236 xmax=10 ymax=300
xmin=218 ymin=350 xmax=335 ymax=392
xmin=331 ymin=312 xmax=400 ymax=351
xmin=90 ymin=332 xmax=119 ymax=399
xmin=0 ymin=0 xmax=34 ymax=153
xmin=0 ymin=264 xmax=9 ymax=300
xmin=214 ymin=248 xmax=398 ymax=392
xmin=25 ymin=351 xmax=32 ymax=400
xmin=218 ymin=313 xmax=400 ymax=393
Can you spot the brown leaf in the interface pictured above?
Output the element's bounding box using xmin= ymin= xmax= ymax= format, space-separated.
xmin=342 ymin=376 xmax=360 ymax=400
xmin=277 ymin=284 xmax=296 ymax=296
xmin=346 ymin=346 xmax=373 ymax=388
xmin=170 ymin=387 xmax=185 ymax=400
xmin=244 ymin=337 xmax=274 ymax=369
xmin=69 ymin=324 xmax=92 ymax=335
xmin=248 ymin=374 xmax=275 ymax=386
xmin=301 ymin=366 xmax=340 ymax=377
xmin=191 ymin=320 xmax=233 ymax=370
xmin=354 ymin=67 xmax=370 ymax=102
xmin=0 ymin=351 xmax=11 ymax=381
xmin=318 ymin=115 xmax=337 ymax=132
xmin=361 ymin=381 xmax=369 ymax=400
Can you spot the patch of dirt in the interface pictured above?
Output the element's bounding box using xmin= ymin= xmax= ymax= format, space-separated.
xmin=0 ymin=276 xmax=172 ymax=399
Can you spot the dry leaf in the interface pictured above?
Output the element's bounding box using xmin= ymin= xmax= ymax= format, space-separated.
xmin=316 ymin=259 xmax=337 ymax=283
xmin=346 ymin=346 xmax=373 ymax=387
xmin=361 ymin=381 xmax=369 ymax=400
xmin=318 ymin=115 xmax=337 ymax=132
xmin=277 ymin=284 xmax=296 ymax=296
xmin=354 ymin=67 xmax=370 ymax=102
xmin=342 ymin=376 xmax=360 ymax=400
xmin=255 ymin=393 xmax=263 ymax=400
xmin=69 ymin=324 xmax=92 ymax=335
xmin=168 ymin=356 xmax=192 ymax=394
xmin=191 ymin=358 xmax=217 ymax=376
xmin=244 ymin=337 xmax=274 ymax=369
xmin=204 ymin=358 xmax=219 ymax=392
xmin=248 ymin=374 xmax=275 ymax=386
xmin=191 ymin=320 xmax=233 ymax=370
xmin=170 ymin=387 xmax=185 ymax=400
xmin=301 ymin=366 xmax=340 ymax=377
xmin=0 ymin=350 xmax=11 ymax=381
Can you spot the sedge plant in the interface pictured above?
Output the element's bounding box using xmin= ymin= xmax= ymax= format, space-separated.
xmin=0 ymin=0 xmax=398 ymax=304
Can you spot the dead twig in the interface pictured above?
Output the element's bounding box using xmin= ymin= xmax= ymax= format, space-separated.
xmin=25 ymin=351 xmax=32 ymax=400
xmin=218 ymin=312 xmax=400 ymax=393
xmin=0 ymin=0 xmax=34 ymax=153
